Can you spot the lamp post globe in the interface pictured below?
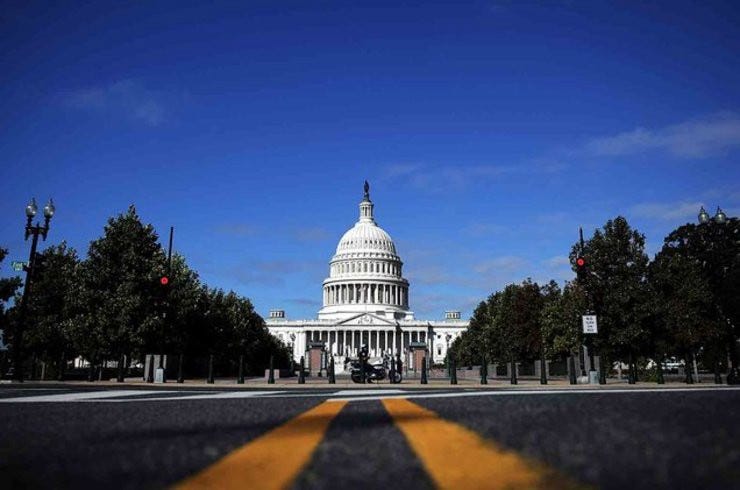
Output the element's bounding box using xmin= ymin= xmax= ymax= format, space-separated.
xmin=25 ymin=198 xmax=38 ymax=219
xmin=698 ymin=206 xmax=711 ymax=224
xmin=43 ymin=198 xmax=55 ymax=219
xmin=715 ymin=207 xmax=727 ymax=225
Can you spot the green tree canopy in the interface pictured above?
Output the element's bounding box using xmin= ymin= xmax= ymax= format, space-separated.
xmin=69 ymin=205 xmax=166 ymax=363
xmin=572 ymin=216 xmax=651 ymax=361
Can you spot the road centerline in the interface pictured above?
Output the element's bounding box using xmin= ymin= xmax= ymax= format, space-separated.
xmin=382 ymin=398 xmax=582 ymax=490
xmin=172 ymin=399 xmax=348 ymax=490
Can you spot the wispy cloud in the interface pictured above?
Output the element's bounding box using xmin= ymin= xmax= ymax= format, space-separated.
xmin=382 ymin=163 xmax=519 ymax=192
xmin=630 ymin=201 xmax=704 ymax=221
xmin=581 ymin=113 xmax=740 ymax=158
xmin=62 ymin=79 xmax=168 ymax=126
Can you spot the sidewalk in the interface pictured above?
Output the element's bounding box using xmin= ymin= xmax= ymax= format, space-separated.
xmin=7 ymin=376 xmax=734 ymax=391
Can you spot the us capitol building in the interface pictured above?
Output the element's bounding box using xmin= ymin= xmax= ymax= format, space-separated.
xmin=266 ymin=182 xmax=468 ymax=371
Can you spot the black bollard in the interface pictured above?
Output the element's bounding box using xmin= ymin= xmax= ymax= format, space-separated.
xmin=599 ymin=354 xmax=607 ymax=385
xmin=298 ymin=356 xmax=306 ymax=384
xmin=389 ymin=356 xmax=396 ymax=384
xmin=714 ymin=361 xmax=722 ymax=384
xmin=177 ymin=353 xmax=184 ymax=384
xmin=207 ymin=354 xmax=215 ymax=384
xmin=480 ymin=357 xmax=488 ymax=385
xmin=656 ymin=358 xmax=665 ymax=385
xmin=116 ymin=354 xmax=125 ymax=383
xmin=237 ymin=354 xmax=245 ymax=384
xmin=540 ymin=352 xmax=547 ymax=385
xmin=268 ymin=355 xmax=275 ymax=384
xmin=328 ymin=357 xmax=335 ymax=384
xmin=88 ymin=362 xmax=95 ymax=382
xmin=396 ymin=354 xmax=403 ymax=378
xmin=510 ymin=359 xmax=518 ymax=385
xmin=57 ymin=351 xmax=66 ymax=382
xmin=628 ymin=353 xmax=636 ymax=385
xmin=421 ymin=356 xmax=428 ymax=384
xmin=146 ymin=354 xmax=155 ymax=383
xmin=450 ymin=354 xmax=457 ymax=385
xmin=568 ymin=354 xmax=577 ymax=385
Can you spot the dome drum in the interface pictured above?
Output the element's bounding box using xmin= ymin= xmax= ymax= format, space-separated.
xmin=317 ymin=184 xmax=414 ymax=321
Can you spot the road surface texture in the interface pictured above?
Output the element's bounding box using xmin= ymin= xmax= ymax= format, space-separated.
xmin=1 ymin=384 xmax=739 ymax=489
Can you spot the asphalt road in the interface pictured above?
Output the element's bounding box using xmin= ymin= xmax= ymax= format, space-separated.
xmin=1 ymin=385 xmax=739 ymax=489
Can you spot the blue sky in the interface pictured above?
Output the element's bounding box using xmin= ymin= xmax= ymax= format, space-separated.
xmin=1 ymin=1 xmax=739 ymax=320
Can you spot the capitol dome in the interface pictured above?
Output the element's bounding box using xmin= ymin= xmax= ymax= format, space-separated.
xmin=317 ymin=182 xmax=413 ymax=321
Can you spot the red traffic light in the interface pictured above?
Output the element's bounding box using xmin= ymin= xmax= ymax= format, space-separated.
xmin=160 ymin=276 xmax=169 ymax=285
xmin=576 ymin=257 xmax=585 ymax=267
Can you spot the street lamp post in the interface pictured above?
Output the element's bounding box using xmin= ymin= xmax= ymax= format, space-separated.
xmin=12 ymin=198 xmax=55 ymax=382
xmin=699 ymin=206 xmax=739 ymax=384
xmin=445 ymin=333 xmax=452 ymax=377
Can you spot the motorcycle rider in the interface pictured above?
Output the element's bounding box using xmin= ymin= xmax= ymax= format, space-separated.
xmin=359 ymin=344 xmax=370 ymax=383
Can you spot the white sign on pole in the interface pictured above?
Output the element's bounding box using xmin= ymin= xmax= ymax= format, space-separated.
xmin=582 ymin=315 xmax=598 ymax=334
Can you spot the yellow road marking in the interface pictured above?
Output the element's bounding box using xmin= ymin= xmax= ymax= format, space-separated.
xmin=382 ymin=398 xmax=582 ymax=490
xmin=173 ymin=400 xmax=347 ymax=490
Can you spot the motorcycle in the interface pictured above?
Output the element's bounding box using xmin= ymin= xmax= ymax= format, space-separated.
xmin=346 ymin=354 xmax=402 ymax=384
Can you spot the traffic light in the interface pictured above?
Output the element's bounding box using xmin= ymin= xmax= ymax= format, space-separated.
xmin=575 ymin=255 xmax=587 ymax=280
xmin=160 ymin=275 xmax=169 ymax=286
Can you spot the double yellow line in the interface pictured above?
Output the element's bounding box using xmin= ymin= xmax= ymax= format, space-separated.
xmin=175 ymin=398 xmax=582 ymax=490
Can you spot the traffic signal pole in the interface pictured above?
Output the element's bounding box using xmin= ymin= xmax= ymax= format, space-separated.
xmin=578 ymin=227 xmax=601 ymax=384
xmin=158 ymin=226 xmax=174 ymax=382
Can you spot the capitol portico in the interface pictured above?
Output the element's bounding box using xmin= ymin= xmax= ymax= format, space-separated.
xmin=266 ymin=182 xmax=468 ymax=370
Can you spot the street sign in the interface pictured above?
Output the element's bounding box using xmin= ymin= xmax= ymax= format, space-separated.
xmin=582 ymin=315 xmax=598 ymax=334
xmin=10 ymin=261 xmax=27 ymax=272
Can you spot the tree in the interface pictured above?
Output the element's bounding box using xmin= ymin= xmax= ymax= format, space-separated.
xmin=22 ymin=242 xmax=80 ymax=378
xmin=660 ymin=217 xmax=740 ymax=381
xmin=652 ymin=241 xmax=727 ymax=378
xmin=452 ymin=279 xmax=554 ymax=372
xmin=69 ymin=205 xmax=166 ymax=370
xmin=0 ymin=248 xmax=22 ymax=374
xmin=572 ymin=217 xmax=651 ymax=374
xmin=540 ymin=281 xmax=586 ymax=359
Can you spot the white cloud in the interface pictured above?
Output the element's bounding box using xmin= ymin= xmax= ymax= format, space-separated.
xmin=581 ymin=113 xmax=740 ymax=158
xmin=382 ymin=163 xmax=520 ymax=192
xmin=63 ymin=79 xmax=167 ymax=126
xmin=630 ymin=201 xmax=704 ymax=221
